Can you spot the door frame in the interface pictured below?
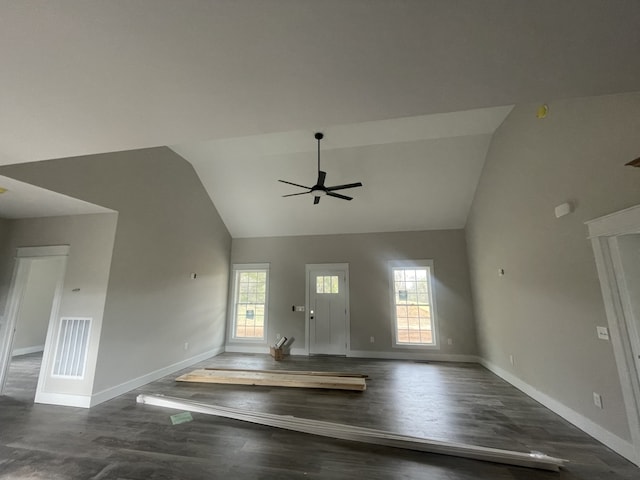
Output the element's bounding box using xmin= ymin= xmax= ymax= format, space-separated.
xmin=304 ymin=263 xmax=351 ymax=356
xmin=587 ymin=204 xmax=640 ymax=465
xmin=0 ymin=245 xmax=69 ymax=396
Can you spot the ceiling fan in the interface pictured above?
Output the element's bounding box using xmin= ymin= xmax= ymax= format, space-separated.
xmin=279 ymin=132 xmax=363 ymax=205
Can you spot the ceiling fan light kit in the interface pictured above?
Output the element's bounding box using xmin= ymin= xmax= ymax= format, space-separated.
xmin=279 ymin=132 xmax=363 ymax=205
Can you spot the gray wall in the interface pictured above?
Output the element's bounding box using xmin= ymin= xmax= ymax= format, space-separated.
xmin=466 ymin=92 xmax=640 ymax=442
xmin=231 ymin=229 xmax=477 ymax=357
xmin=0 ymin=147 xmax=231 ymax=394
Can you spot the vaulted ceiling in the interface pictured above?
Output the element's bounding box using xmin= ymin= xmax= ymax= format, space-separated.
xmin=1 ymin=1 xmax=639 ymax=234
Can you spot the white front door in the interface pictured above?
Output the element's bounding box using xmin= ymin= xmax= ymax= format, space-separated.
xmin=306 ymin=264 xmax=349 ymax=355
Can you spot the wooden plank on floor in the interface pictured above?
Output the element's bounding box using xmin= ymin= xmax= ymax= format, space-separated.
xmin=176 ymin=368 xmax=367 ymax=391
xmin=137 ymin=394 xmax=568 ymax=472
xmin=203 ymin=367 xmax=368 ymax=378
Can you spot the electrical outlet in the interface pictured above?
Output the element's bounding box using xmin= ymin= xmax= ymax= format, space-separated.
xmin=596 ymin=326 xmax=610 ymax=341
xmin=276 ymin=333 xmax=281 ymax=340
xmin=593 ymin=392 xmax=603 ymax=409
xmin=184 ymin=342 xmax=189 ymax=351
xmin=370 ymin=336 xmax=375 ymax=343
xmin=447 ymin=338 xmax=453 ymax=345
xmin=509 ymin=354 xmax=515 ymax=366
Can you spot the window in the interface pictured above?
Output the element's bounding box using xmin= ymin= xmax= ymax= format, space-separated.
xmin=230 ymin=264 xmax=269 ymax=340
xmin=390 ymin=260 xmax=438 ymax=347
xmin=316 ymin=275 xmax=340 ymax=294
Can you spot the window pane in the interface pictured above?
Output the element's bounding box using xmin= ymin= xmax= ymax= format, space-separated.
xmin=392 ymin=265 xmax=435 ymax=345
xmin=317 ymin=275 xmax=340 ymax=294
xmin=233 ymin=268 xmax=268 ymax=339
xmin=331 ymin=276 xmax=339 ymax=293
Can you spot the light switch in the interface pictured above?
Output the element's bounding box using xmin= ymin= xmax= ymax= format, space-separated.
xmin=596 ymin=326 xmax=610 ymax=341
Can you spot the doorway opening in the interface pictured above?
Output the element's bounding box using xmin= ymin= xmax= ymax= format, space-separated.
xmin=587 ymin=205 xmax=640 ymax=466
xmin=0 ymin=246 xmax=68 ymax=402
xmin=305 ymin=263 xmax=350 ymax=356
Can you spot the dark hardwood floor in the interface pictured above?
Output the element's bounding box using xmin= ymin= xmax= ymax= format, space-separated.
xmin=0 ymin=352 xmax=638 ymax=479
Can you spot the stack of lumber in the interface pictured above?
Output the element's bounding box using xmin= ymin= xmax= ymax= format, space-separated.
xmin=136 ymin=394 xmax=567 ymax=472
xmin=175 ymin=368 xmax=367 ymax=391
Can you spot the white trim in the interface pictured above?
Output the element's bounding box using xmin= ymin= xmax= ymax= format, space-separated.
xmin=225 ymin=344 xmax=269 ymax=354
xmin=12 ymin=345 xmax=45 ymax=357
xmin=348 ymin=350 xmax=479 ymax=363
xmin=481 ymin=359 xmax=638 ymax=465
xmin=34 ymin=391 xmax=91 ymax=408
xmin=89 ymin=346 xmax=224 ymax=407
xmin=388 ymin=259 xmax=439 ymax=348
xmin=586 ymin=205 xmax=640 ymax=465
xmin=224 ymin=345 xmax=308 ymax=356
xmin=586 ymin=204 xmax=640 ymax=238
xmin=17 ymin=245 xmax=70 ymax=258
xmin=137 ymin=393 xmax=565 ymax=472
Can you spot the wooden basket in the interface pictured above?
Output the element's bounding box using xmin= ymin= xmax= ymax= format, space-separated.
xmin=270 ymin=346 xmax=285 ymax=361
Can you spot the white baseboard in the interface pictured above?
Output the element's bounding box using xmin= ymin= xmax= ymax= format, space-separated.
xmin=90 ymin=346 xmax=225 ymax=407
xmin=348 ymin=350 xmax=480 ymax=363
xmin=224 ymin=344 xmax=308 ymax=356
xmin=35 ymin=391 xmax=91 ymax=408
xmin=224 ymin=345 xmax=478 ymax=362
xmin=225 ymin=344 xmax=269 ymax=354
xmin=480 ymin=359 xmax=638 ymax=466
xmin=12 ymin=345 xmax=45 ymax=356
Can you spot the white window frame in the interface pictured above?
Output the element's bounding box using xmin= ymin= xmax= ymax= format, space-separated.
xmin=228 ymin=263 xmax=270 ymax=343
xmin=389 ymin=259 xmax=439 ymax=349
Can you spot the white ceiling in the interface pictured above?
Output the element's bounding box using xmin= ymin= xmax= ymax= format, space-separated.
xmin=0 ymin=176 xmax=114 ymax=219
xmin=172 ymin=107 xmax=512 ymax=237
xmin=0 ymin=1 xmax=639 ymax=235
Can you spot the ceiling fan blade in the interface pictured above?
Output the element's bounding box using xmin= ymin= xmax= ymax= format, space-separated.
xmin=283 ymin=192 xmax=310 ymax=197
xmin=279 ymin=179 xmax=312 ymax=189
xmin=317 ymin=170 xmax=326 ymax=186
xmin=314 ymin=196 xmax=321 ymax=205
xmin=326 ymin=182 xmax=363 ymax=191
xmin=327 ymin=192 xmax=353 ymax=201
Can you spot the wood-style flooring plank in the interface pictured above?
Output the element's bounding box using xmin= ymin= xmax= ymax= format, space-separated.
xmin=176 ymin=368 xmax=367 ymax=391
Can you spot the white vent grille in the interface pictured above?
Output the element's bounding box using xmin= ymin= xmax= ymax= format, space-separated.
xmin=52 ymin=317 xmax=91 ymax=378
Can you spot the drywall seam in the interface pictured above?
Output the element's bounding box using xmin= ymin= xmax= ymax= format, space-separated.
xmin=481 ymin=359 xmax=637 ymax=465
xmin=90 ymin=346 xmax=224 ymax=407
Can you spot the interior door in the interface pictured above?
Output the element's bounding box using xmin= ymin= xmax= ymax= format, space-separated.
xmin=307 ymin=264 xmax=349 ymax=355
